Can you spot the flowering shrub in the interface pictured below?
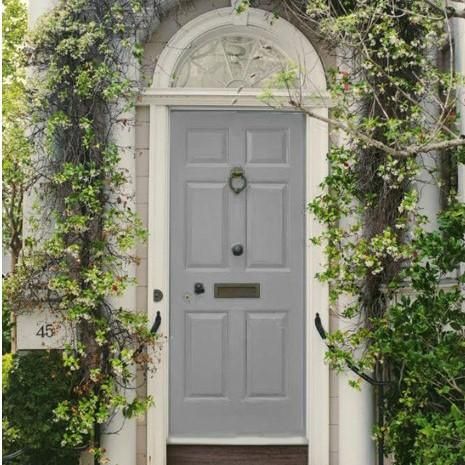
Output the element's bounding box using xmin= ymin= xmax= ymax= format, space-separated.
xmin=4 ymin=0 xmax=163 ymax=459
xmin=274 ymin=1 xmax=465 ymax=463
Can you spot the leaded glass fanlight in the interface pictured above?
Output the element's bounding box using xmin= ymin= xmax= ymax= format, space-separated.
xmin=173 ymin=34 xmax=290 ymax=88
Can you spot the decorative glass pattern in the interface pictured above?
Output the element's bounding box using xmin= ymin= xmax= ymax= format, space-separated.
xmin=173 ymin=35 xmax=289 ymax=88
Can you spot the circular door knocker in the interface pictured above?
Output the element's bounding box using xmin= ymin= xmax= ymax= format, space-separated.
xmin=229 ymin=166 xmax=247 ymax=194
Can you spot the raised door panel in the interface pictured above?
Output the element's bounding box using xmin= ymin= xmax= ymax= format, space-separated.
xmin=185 ymin=312 xmax=228 ymax=398
xmin=185 ymin=183 xmax=228 ymax=269
xmin=246 ymin=184 xmax=287 ymax=269
xmin=245 ymin=312 xmax=287 ymax=398
xmin=246 ymin=129 xmax=289 ymax=164
xmin=187 ymin=129 xmax=229 ymax=165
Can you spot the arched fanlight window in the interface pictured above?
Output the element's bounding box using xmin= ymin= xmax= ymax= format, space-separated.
xmin=172 ymin=34 xmax=290 ymax=88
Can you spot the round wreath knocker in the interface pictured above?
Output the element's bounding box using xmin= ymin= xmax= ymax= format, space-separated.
xmin=229 ymin=166 xmax=247 ymax=194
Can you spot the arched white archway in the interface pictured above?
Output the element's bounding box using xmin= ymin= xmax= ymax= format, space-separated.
xmin=144 ymin=7 xmax=330 ymax=465
xmin=151 ymin=7 xmax=326 ymax=93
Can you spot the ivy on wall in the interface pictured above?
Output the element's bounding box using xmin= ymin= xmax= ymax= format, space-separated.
xmin=267 ymin=0 xmax=465 ymax=463
xmin=2 ymin=0 xmax=31 ymax=355
xmin=4 ymin=0 xmax=165 ymax=460
xmin=2 ymin=0 xmax=30 ymax=270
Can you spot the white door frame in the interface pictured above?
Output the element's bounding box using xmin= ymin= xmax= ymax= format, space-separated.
xmin=142 ymin=7 xmax=330 ymax=465
xmin=145 ymin=103 xmax=329 ymax=465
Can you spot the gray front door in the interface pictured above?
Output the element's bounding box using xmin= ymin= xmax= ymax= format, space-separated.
xmin=170 ymin=110 xmax=306 ymax=439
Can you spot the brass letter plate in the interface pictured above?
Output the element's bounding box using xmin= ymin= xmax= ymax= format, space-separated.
xmin=214 ymin=283 xmax=260 ymax=298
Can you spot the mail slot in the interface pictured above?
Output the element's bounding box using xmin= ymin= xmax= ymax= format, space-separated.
xmin=214 ymin=283 xmax=260 ymax=298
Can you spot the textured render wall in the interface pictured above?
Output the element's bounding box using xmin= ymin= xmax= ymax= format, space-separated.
xmin=135 ymin=1 xmax=339 ymax=464
xmin=135 ymin=106 xmax=150 ymax=465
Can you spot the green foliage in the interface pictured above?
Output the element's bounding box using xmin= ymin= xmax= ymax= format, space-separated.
xmin=4 ymin=0 xmax=161 ymax=460
xmin=2 ymin=353 xmax=14 ymax=389
xmin=299 ymin=1 xmax=465 ymax=464
xmin=234 ymin=0 xmax=251 ymax=14
xmin=305 ymin=0 xmax=461 ymax=311
xmin=3 ymin=303 xmax=12 ymax=354
xmin=370 ymin=203 xmax=465 ymax=464
xmin=2 ymin=0 xmax=31 ymax=265
xmin=2 ymin=352 xmax=80 ymax=465
xmin=3 ymin=0 xmax=30 ymax=356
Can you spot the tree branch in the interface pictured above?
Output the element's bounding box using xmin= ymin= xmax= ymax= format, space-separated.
xmin=294 ymin=102 xmax=465 ymax=159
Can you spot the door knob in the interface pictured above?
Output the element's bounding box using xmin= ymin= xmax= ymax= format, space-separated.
xmin=232 ymin=244 xmax=244 ymax=256
xmin=194 ymin=282 xmax=205 ymax=294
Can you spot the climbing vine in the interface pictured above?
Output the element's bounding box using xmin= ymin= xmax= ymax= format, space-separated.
xmin=4 ymin=0 xmax=165 ymax=460
xmin=2 ymin=0 xmax=30 ymax=270
xmin=269 ymin=0 xmax=465 ymax=463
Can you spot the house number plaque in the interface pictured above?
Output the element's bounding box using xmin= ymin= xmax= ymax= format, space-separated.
xmin=16 ymin=307 xmax=74 ymax=350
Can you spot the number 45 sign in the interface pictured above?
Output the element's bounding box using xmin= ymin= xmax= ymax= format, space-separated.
xmin=35 ymin=322 xmax=56 ymax=338
xmin=16 ymin=307 xmax=75 ymax=350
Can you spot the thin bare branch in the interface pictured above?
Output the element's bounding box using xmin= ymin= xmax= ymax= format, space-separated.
xmin=294 ymin=102 xmax=465 ymax=158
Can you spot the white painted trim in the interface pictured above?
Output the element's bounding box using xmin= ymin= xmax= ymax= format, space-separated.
xmin=145 ymin=8 xmax=329 ymax=465
xmin=145 ymin=105 xmax=330 ymax=465
xmin=307 ymin=110 xmax=330 ymax=465
xmin=167 ymin=436 xmax=308 ymax=445
xmin=152 ymin=7 xmax=326 ymax=93
xmin=140 ymin=88 xmax=332 ymax=107
xmin=147 ymin=105 xmax=170 ymax=465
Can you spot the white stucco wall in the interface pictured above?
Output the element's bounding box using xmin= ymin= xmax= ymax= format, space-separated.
xmin=135 ymin=105 xmax=150 ymax=465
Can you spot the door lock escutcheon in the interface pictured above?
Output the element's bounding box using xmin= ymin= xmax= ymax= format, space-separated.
xmin=194 ymin=282 xmax=205 ymax=295
xmin=229 ymin=166 xmax=247 ymax=194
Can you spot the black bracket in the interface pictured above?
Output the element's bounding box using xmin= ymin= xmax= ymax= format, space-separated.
xmin=314 ymin=313 xmax=389 ymax=386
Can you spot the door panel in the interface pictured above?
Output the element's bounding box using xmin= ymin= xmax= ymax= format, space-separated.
xmin=246 ymin=311 xmax=287 ymax=398
xmin=185 ymin=312 xmax=228 ymax=398
xmin=185 ymin=183 xmax=228 ymax=268
xmin=186 ymin=129 xmax=229 ymax=165
xmin=246 ymin=184 xmax=287 ymax=269
xmin=170 ymin=110 xmax=305 ymax=439
xmin=246 ymin=129 xmax=289 ymax=164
